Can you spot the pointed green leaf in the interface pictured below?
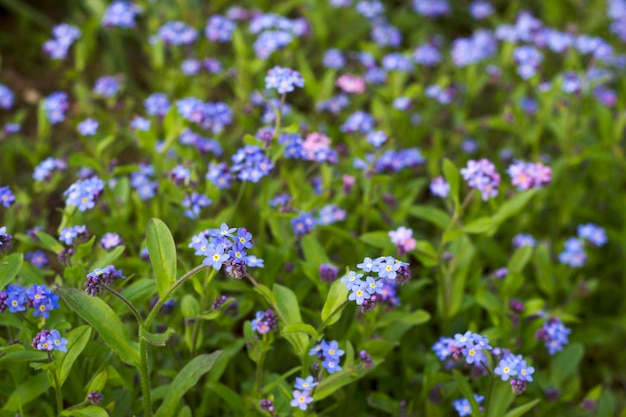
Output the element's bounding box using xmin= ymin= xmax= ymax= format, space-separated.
xmin=313 ymin=358 xmax=381 ymax=401
xmin=273 ymin=284 xmax=308 ymax=355
xmin=59 ymin=326 xmax=92 ymax=386
xmin=550 ymin=343 xmax=584 ymax=387
xmin=2 ymin=372 xmax=49 ymax=411
xmin=452 ymin=369 xmax=482 ymax=417
xmin=35 ymin=231 xmax=63 ymax=254
xmin=360 ymin=231 xmax=394 ymax=250
xmin=140 ymin=326 xmax=175 ymax=347
xmin=486 ymin=378 xmax=515 ymax=417
xmin=57 ymin=286 xmax=140 ymax=366
xmin=507 ymin=246 xmax=534 ymax=274
xmin=503 ymin=399 xmax=540 ymax=417
xmin=321 ymin=278 xmax=349 ymax=327
xmin=493 ymin=189 xmax=539 ymax=225
xmin=408 ymin=205 xmax=451 ymax=229
xmin=463 ymin=217 xmax=494 ymax=234
xmin=146 ymin=218 xmax=177 ymax=299
xmin=61 ymin=406 xmax=109 ymax=417
xmin=90 ymin=245 xmax=125 ymax=270
xmin=154 ymin=351 xmax=222 ymax=417
xmin=0 ymin=253 xmax=23 ymax=291
xmin=282 ymin=323 xmax=319 ymax=339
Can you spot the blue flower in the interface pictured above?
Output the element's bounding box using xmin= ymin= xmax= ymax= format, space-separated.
xmin=349 ymin=282 xmax=371 ymax=305
xmin=102 ymin=1 xmax=141 ymax=28
xmin=377 ymin=256 xmax=401 ymax=279
xmin=495 ymin=358 xmax=518 ymax=381
xmin=236 ymin=229 xmax=253 ymax=249
xmin=205 ymin=15 xmax=235 ymax=42
xmin=340 ymin=271 xmax=363 ymax=289
xmin=290 ymin=212 xmax=316 ymax=235
xmin=322 ymin=356 xmax=342 ymax=374
xmin=321 ymin=340 xmax=345 ymax=360
xmin=290 ymin=390 xmax=313 ymax=411
xmin=144 ymin=93 xmax=170 ymax=116
xmin=515 ymin=360 xmax=535 ymax=382
xmin=577 ymin=223 xmax=607 ymax=247
xmin=0 ymin=84 xmax=14 ymax=109
xmin=77 ymin=118 xmax=99 ymax=136
xmin=6 ymin=285 xmax=27 ymax=313
xmin=0 ymin=186 xmax=15 ymax=208
xmin=356 ymin=257 xmax=379 ymax=273
xmin=265 ymin=66 xmax=305 ymax=94
xmin=44 ymin=92 xmax=70 ymax=124
xmin=365 ymin=276 xmax=383 ymax=295
xmin=295 ymin=376 xmax=318 ymax=391
xmin=202 ymin=246 xmax=230 ymax=270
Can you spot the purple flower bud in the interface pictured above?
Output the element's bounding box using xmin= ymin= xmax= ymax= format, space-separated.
xmin=87 ymin=390 xmax=104 ymax=405
xmin=320 ymin=264 xmax=339 ymax=283
xmin=510 ymin=379 xmax=527 ymax=395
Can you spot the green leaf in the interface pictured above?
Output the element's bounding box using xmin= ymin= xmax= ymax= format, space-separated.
xmin=59 ymin=326 xmax=92 ymax=387
xmin=313 ymin=359 xmax=380 ymax=401
xmin=321 ymin=278 xmax=349 ymax=327
xmin=463 ymin=217 xmax=494 ymax=234
xmin=37 ymin=99 xmax=50 ymax=140
xmin=414 ymin=240 xmax=438 ymax=267
xmin=486 ymin=378 xmax=515 ymax=417
xmin=71 ymin=236 xmax=95 ymax=263
xmin=550 ymin=343 xmax=584 ymax=387
xmin=154 ymin=351 xmax=222 ymax=417
xmin=360 ymin=231 xmax=394 ymax=250
xmin=86 ymin=370 xmax=107 ymax=393
xmin=273 ymin=284 xmax=308 ymax=355
xmin=282 ymin=323 xmax=319 ymax=339
xmin=408 ymin=205 xmax=451 ymax=229
xmin=301 ymin=234 xmax=330 ymax=264
xmin=443 ymin=159 xmax=460 ymax=208
xmin=90 ymin=245 xmax=125 ymax=270
xmin=146 ymin=218 xmax=177 ymax=299
xmin=503 ymin=399 xmax=540 ymax=417
xmin=35 ymin=231 xmax=63 ymax=254
xmin=57 ymin=286 xmax=140 ymax=366
xmin=452 ymin=369 xmax=482 ymax=417
xmin=2 ymin=372 xmax=49 ymax=411
xmin=253 ymin=283 xmax=276 ymax=306
xmin=507 ymin=246 xmax=533 ymax=274
xmin=61 ymin=406 xmax=109 ymax=417
xmin=0 ymin=253 xmax=23 ymax=291
xmin=493 ymin=189 xmax=539 ymax=226
xmin=206 ymin=381 xmax=245 ymax=414
xmin=140 ymin=326 xmax=175 ymax=347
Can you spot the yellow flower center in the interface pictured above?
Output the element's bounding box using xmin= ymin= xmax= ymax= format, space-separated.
xmin=298 ymin=396 xmax=305 ymax=403
xmin=503 ymin=367 xmax=510 ymax=373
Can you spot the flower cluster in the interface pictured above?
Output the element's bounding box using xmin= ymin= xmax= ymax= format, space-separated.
xmin=189 ymin=223 xmax=261 ymax=274
xmin=64 ymin=176 xmax=105 ymax=211
xmin=250 ymin=13 xmax=307 ymax=59
xmin=0 ymin=226 xmax=12 ymax=253
xmin=451 ymin=30 xmax=497 ymax=67
xmin=558 ymin=238 xmax=586 ymax=267
xmin=156 ymin=21 xmax=198 ymax=45
xmin=94 ymin=76 xmax=121 ymax=98
xmin=205 ymin=15 xmax=235 ymax=42
xmin=206 ymin=163 xmax=232 ymax=190
xmin=175 ymin=97 xmax=232 ymax=133
xmin=290 ymin=212 xmax=316 ymax=235
xmin=451 ymin=331 xmax=493 ymax=366
xmin=577 ymin=223 xmax=607 ymax=247
xmin=251 ymin=310 xmax=278 ymax=334
xmin=84 ymin=265 xmax=125 ymax=296
xmin=231 ymin=145 xmax=274 ymax=183
xmin=388 ymin=226 xmax=417 ymax=255
xmin=144 ymin=93 xmax=170 ymax=116
xmin=44 ymin=92 xmax=70 ymax=124
xmin=32 ymin=329 xmax=68 ymax=352
xmin=182 ymin=192 xmax=212 ymax=219
xmin=494 ymin=352 xmax=535 ymax=382
xmin=265 ymin=66 xmax=305 ymax=94
xmin=309 ymin=339 xmax=345 ymax=374
xmin=102 ymin=1 xmax=141 ymax=28
xmin=0 ymin=186 xmax=15 ymax=208
xmin=461 ymin=159 xmax=501 ymax=201
xmin=130 ymin=164 xmax=158 ymax=200
xmin=342 ymin=257 xmax=409 ymax=311
xmin=59 ymin=225 xmax=88 ymax=245
xmin=0 ymin=284 xmax=59 ymax=318
xmin=33 ymin=158 xmax=67 ymax=182
xmin=413 ymin=0 xmax=450 ymax=17
xmin=43 ymin=23 xmax=81 ymax=60
xmin=507 ymin=160 xmax=552 ymax=190
xmin=535 ymin=317 xmax=571 ymax=355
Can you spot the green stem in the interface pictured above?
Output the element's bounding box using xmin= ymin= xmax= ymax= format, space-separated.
xmin=190 ymin=269 xmax=217 ymax=356
xmin=316 ymin=300 xmax=349 ymax=335
xmin=48 ymin=352 xmax=63 ymax=415
xmin=145 ymin=264 xmax=210 ymax=328
xmin=139 ymin=337 xmax=152 ymax=417
xmin=255 ymin=351 xmax=266 ymax=397
xmin=102 ymin=284 xmax=143 ymax=326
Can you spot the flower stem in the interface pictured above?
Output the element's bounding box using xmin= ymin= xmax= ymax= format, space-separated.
xmin=145 ymin=264 xmax=210 ymax=328
xmin=255 ymin=351 xmax=266 ymax=397
xmin=139 ymin=337 xmax=152 ymax=417
xmin=316 ymin=300 xmax=349 ymax=335
xmin=102 ymin=284 xmax=143 ymax=326
xmin=48 ymin=352 xmax=63 ymax=415
xmin=190 ymin=269 xmax=217 ymax=356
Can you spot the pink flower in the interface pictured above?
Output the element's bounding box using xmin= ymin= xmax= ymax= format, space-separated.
xmin=336 ymin=74 xmax=366 ymax=94
xmin=302 ymin=132 xmax=332 ymax=160
xmin=389 ymin=226 xmax=417 ymax=255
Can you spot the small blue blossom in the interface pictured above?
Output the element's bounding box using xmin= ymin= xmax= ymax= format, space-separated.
xmin=77 ymin=118 xmax=99 ymax=136
xmin=0 ymin=186 xmax=15 ymax=208
xmin=102 ymin=1 xmax=141 ymax=28
xmin=94 ymin=76 xmax=121 ymax=98
xmin=340 ymin=271 xmax=363 ymax=288
xmin=202 ymin=246 xmax=230 ymax=270
xmin=295 ymin=376 xmax=318 ymax=391
xmin=290 ymin=390 xmax=313 ymax=411
xmin=495 ymin=358 xmax=518 ymax=381
xmin=349 ymin=282 xmax=371 ymax=305
xmin=265 ymin=66 xmax=305 ymax=94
